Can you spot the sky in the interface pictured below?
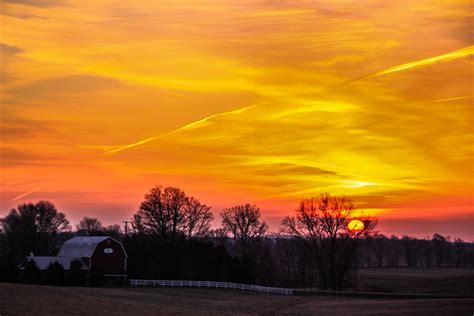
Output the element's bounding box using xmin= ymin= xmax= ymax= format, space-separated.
xmin=1 ymin=0 xmax=473 ymax=239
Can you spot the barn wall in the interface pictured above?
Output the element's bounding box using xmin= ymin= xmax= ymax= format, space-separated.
xmin=90 ymin=239 xmax=127 ymax=274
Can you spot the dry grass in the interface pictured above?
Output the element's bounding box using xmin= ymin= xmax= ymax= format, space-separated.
xmin=357 ymin=267 xmax=474 ymax=294
xmin=1 ymin=281 xmax=473 ymax=315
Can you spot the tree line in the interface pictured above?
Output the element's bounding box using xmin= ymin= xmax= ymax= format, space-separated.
xmin=1 ymin=185 xmax=473 ymax=290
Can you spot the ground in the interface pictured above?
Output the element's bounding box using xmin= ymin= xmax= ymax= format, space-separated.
xmin=0 ymin=268 xmax=473 ymax=315
xmin=357 ymin=267 xmax=474 ymax=294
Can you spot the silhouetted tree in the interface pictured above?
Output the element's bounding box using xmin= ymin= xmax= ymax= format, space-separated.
xmin=432 ymin=233 xmax=448 ymax=266
xmin=67 ymin=259 xmax=85 ymax=286
xmin=183 ymin=197 xmax=213 ymax=238
xmin=46 ymin=261 xmax=65 ymax=285
xmin=132 ymin=186 xmax=187 ymax=239
xmin=1 ymin=201 xmax=70 ymax=261
xmin=281 ymin=193 xmax=377 ymax=290
xmin=104 ymin=224 xmax=122 ymax=239
xmin=401 ymin=235 xmax=417 ymax=266
xmin=387 ymin=235 xmax=402 ymax=266
xmin=221 ymin=204 xmax=267 ymax=257
xmin=369 ymin=234 xmax=390 ymax=267
xmin=22 ymin=259 xmax=41 ymax=284
xmin=0 ymin=231 xmax=18 ymax=282
xmin=132 ymin=186 xmax=213 ymax=241
xmin=221 ymin=204 xmax=267 ymax=243
xmin=76 ymin=217 xmax=104 ymax=235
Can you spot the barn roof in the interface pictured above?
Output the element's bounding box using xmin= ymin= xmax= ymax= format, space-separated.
xmin=25 ymin=256 xmax=88 ymax=270
xmin=57 ymin=236 xmax=110 ymax=257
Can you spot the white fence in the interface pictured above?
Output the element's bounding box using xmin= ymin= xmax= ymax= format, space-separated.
xmin=130 ymin=279 xmax=293 ymax=295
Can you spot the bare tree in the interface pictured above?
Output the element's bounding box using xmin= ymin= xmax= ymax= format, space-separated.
xmin=432 ymin=233 xmax=448 ymax=266
xmin=132 ymin=186 xmax=213 ymax=241
xmin=183 ymin=197 xmax=213 ymax=238
xmin=221 ymin=204 xmax=268 ymax=254
xmin=369 ymin=234 xmax=391 ymax=267
xmin=281 ymin=193 xmax=377 ymax=290
xmin=76 ymin=217 xmax=104 ymax=235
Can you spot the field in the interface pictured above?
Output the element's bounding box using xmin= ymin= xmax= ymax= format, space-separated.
xmin=1 ymin=268 xmax=473 ymax=315
xmin=357 ymin=267 xmax=474 ymax=294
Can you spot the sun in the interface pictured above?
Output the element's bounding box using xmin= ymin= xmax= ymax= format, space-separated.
xmin=348 ymin=219 xmax=365 ymax=232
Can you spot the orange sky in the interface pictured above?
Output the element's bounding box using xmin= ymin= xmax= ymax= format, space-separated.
xmin=1 ymin=0 xmax=473 ymax=239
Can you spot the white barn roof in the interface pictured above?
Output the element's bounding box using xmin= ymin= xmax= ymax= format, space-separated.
xmin=57 ymin=236 xmax=110 ymax=257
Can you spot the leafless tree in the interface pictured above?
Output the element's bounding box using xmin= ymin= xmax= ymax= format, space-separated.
xmin=76 ymin=217 xmax=104 ymax=235
xmin=132 ymin=186 xmax=213 ymax=241
xmin=183 ymin=197 xmax=213 ymax=238
xmin=369 ymin=234 xmax=391 ymax=267
xmin=221 ymin=204 xmax=267 ymax=256
xmin=281 ymin=193 xmax=377 ymax=290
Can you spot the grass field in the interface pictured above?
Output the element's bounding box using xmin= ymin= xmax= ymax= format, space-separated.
xmin=357 ymin=267 xmax=474 ymax=294
xmin=1 ymin=268 xmax=473 ymax=315
xmin=1 ymin=283 xmax=473 ymax=315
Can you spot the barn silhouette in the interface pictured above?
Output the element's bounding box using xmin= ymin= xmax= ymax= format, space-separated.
xmin=24 ymin=236 xmax=127 ymax=277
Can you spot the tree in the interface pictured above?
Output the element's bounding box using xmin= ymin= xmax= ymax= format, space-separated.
xmin=369 ymin=234 xmax=390 ymax=267
xmin=1 ymin=201 xmax=70 ymax=260
xmin=104 ymin=224 xmax=122 ymax=239
xmin=220 ymin=204 xmax=267 ymax=257
xmin=432 ymin=233 xmax=448 ymax=266
xmin=183 ymin=197 xmax=213 ymax=238
xmin=67 ymin=259 xmax=85 ymax=286
xmin=281 ymin=193 xmax=377 ymax=290
xmin=76 ymin=217 xmax=104 ymax=235
xmin=46 ymin=261 xmax=65 ymax=285
xmin=22 ymin=259 xmax=40 ymax=284
xmin=132 ymin=186 xmax=213 ymax=241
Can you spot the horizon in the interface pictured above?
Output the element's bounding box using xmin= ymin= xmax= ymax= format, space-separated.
xmin=1 ymin=0 xmax=473 ymax=241
xmin=4 ymin=194 xmax=473 ymax=242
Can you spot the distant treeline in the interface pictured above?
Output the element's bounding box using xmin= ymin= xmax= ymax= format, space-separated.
xmin=360 ymin=233 xmax=474 ymax=268
xmin=1 ymin=186 xmax=473 ymax=290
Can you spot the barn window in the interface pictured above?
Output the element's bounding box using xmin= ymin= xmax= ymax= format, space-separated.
xmin=107 ymin=239 xmax=111 ymax=244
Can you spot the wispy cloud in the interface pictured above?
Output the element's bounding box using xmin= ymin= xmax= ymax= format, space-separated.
xmin=368 ymin=46 xmax=474 ymax=78
xmin=102 ymin=103 xmax=259 ymax=154
xmin=339 ymin=45 xmax=474 ymax=85
xmin=10 ymin=182 xmax=50 ymax=201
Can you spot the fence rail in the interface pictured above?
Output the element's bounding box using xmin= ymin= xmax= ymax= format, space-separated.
xmin=130 ymin=279 xmax=293 ymax=295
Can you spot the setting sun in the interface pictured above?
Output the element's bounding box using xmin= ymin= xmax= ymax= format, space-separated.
xmin=348 ymin=219 xmax=365 ymax=232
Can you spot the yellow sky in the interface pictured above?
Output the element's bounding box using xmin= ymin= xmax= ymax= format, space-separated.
xmin=1 ymin=0 xmax=473 ymax=238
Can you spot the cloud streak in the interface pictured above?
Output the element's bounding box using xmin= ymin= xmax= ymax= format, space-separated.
xmin=10 ymin=182 xmax=50 ymax=201
xmin=104 ymin=103 xmax=259 ymax=154
xmin=340 ymin=45 xmax=474 ymax=85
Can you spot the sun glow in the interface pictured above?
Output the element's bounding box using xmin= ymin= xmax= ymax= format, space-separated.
xmin=348 ymin=220 xmax=365 ymax=232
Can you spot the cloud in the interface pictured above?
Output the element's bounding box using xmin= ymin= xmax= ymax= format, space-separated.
xmin=0 ymin=43 xmax=23 ymax=56
xmin=253 ymin=163 xmax=336 ymax=177
xmin=0 ymin=148 xmax=57 ymax=167
xmin=103 ymin=103 xmax=259 ymax=154
xmin=0 ymin=116 xmax=63 ymax=140
xmin=0 ymin=43 xmax=23 ymax=83
xmin=7 ymin=75 xmax=122 ymax=99
xmin=2 ymin=0 xmax=65 ymax=7
xmin=10 ymin=182 xmax=50 ymax=201
xmin=338 ymin=45 xmax=474 ymax=85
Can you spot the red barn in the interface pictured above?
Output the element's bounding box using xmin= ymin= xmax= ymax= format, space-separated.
xmin=24 ymin=236 xmax=127 ymax=277
xmin=57 ymin=236 xmax=127 ymax=275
